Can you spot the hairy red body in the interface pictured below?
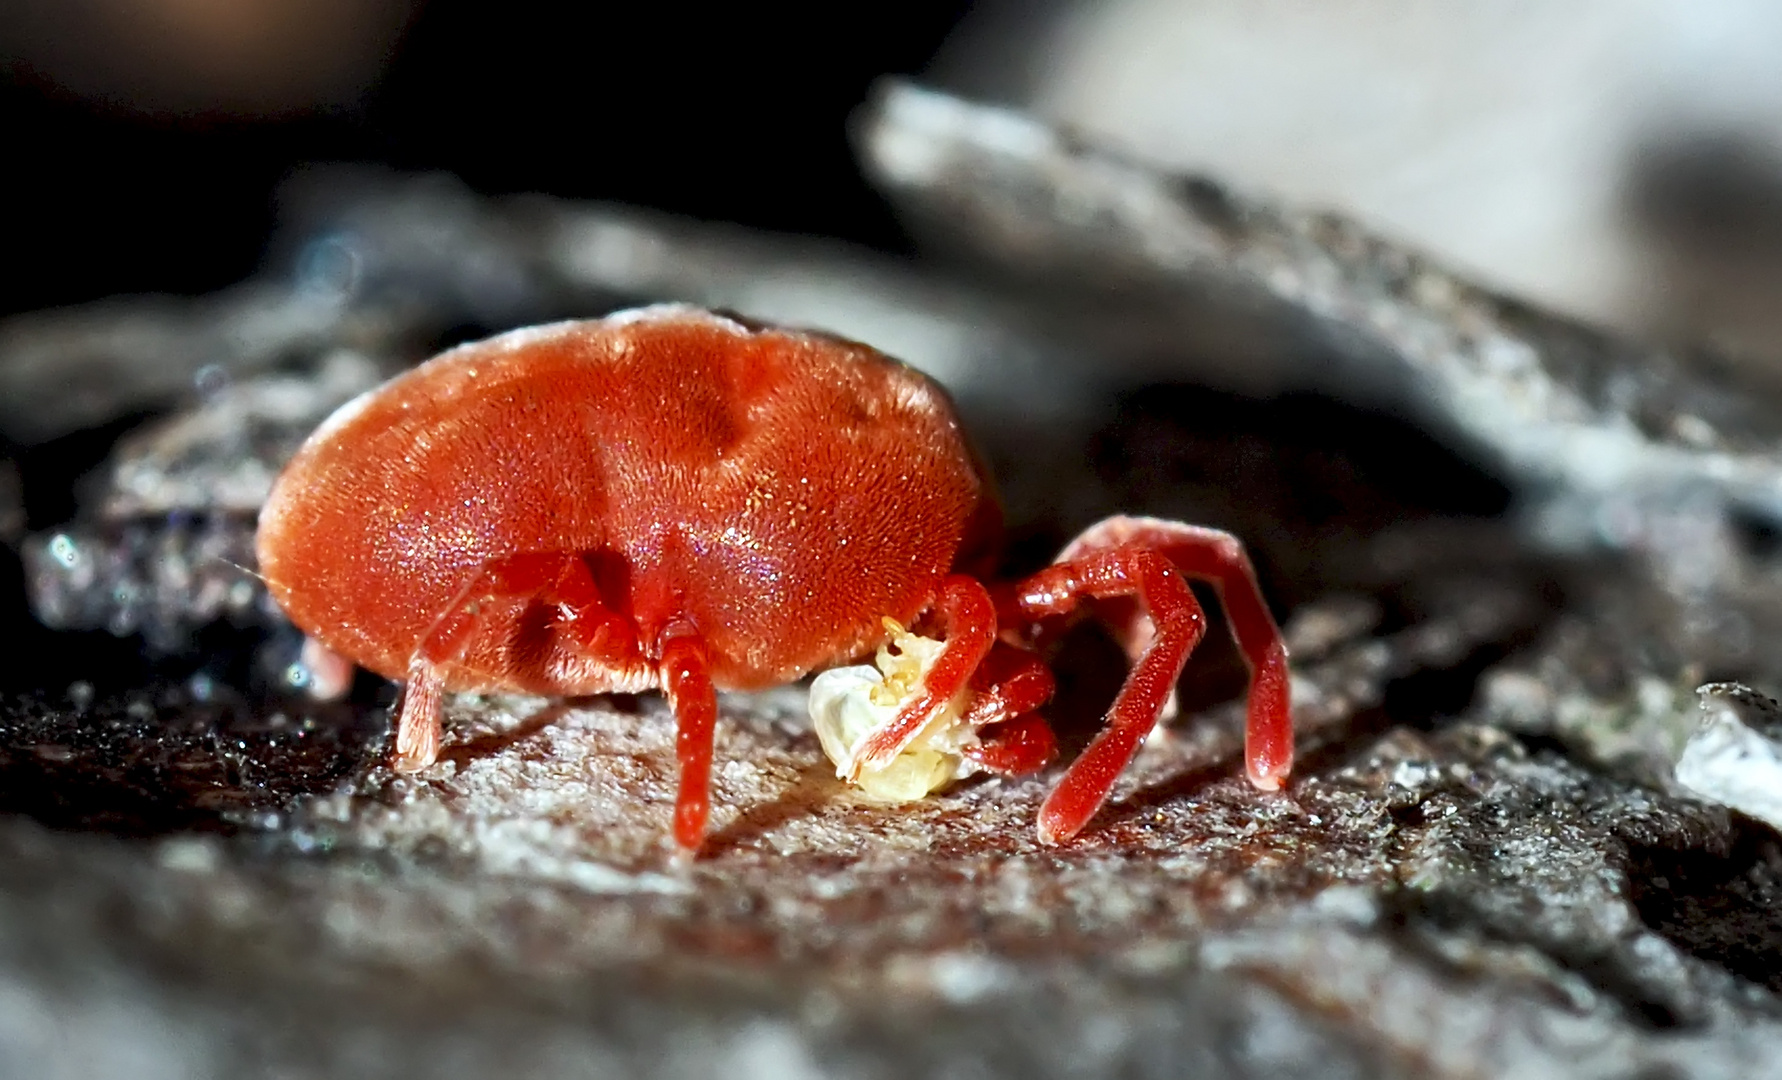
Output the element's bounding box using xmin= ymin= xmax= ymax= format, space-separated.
xmin=257 ymin=305 xmax=1293 ymax=850
xmin=260 ymin=308 xmax=991 ymax=694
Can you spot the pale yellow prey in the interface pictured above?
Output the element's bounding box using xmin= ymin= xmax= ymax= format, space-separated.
xmin=808 ymin=620 xmax=985 ymax=800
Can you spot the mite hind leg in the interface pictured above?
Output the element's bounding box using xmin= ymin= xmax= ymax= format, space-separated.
xmin=296 ymin=637 xmax=355 ymax=701
xmin=393 ymin=552 xmax=625 ymax=772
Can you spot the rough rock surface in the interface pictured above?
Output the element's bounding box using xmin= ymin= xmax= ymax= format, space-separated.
xmin=6 ymin=85 xmax=1782 ymax=1079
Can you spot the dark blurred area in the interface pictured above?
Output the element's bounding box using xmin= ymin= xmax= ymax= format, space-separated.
xmin=0 ymin=0 xmax=975 ymax=318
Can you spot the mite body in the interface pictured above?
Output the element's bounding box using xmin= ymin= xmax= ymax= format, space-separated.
xmin=256 ymin=306 xmax=1293 ymax=849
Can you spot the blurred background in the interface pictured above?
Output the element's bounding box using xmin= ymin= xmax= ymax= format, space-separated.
xmin=0 ymin=1 xmax=972 ymax=314
xmin=10 ymin=0 xmax=1782 ymax=369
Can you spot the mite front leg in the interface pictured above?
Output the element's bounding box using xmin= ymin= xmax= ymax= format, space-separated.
xmin=1007 ymin=547 xmax=1208 ymax=844
xmin=959 ymin=642 xmax=1058 ymax=776
xmin=847 ymin=575 xmax=997 ymax=778
xmin=1059 ymin=516 xmax=1292 ymax=791
xmin=393 ymin=552 xmax=621 ymax=773
xmin=658 ymin=621 xmax=717 ymax=851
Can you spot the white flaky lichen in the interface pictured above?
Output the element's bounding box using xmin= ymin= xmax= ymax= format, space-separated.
xmin=809 ymin=619 xmax=982 ymax=801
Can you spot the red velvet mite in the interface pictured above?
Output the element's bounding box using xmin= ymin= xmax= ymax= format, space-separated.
xmin=256 ymin=305 xmax=1293 ymax=850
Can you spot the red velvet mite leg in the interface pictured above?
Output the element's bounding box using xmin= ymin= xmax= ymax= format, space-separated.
xmin=848 ymin=575 xmax=997 ymax=778
xmin=962 ymin=641 xmax=1057 ymax=726
xmin=1007 ymin=548 xmax=1208 ymax=844
xmin=542 ymin=554 xmax=634 ymax=659
xmin=1062 ymin=516 xmax=1293 ymax=790
xmin=959 ymin=642 xmax=1058 ymax=775
xmin=393 ymin=552 xmax=617 ymax=773
xmin=393 ymin=655 xmax=447 ymax=772
xmin=299 ymin=636 xmax=356 ymax=701
xmin=658 ymin=623 xmax=717 ymax=851
xmin=965 ymin=716 xmax=1058 ymax=775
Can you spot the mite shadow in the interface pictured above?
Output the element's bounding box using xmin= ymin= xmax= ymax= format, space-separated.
xmin=699 ymin=757 xmax=842 ymax=857
xmin=435 ymin=698 xmax=586 ymax=771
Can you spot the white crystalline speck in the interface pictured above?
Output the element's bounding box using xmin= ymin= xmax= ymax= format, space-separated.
xmin=1675 ymin=701 xmax=1782 ymax=830
xmin=808 ymin=622 xmax=982 ymax=801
